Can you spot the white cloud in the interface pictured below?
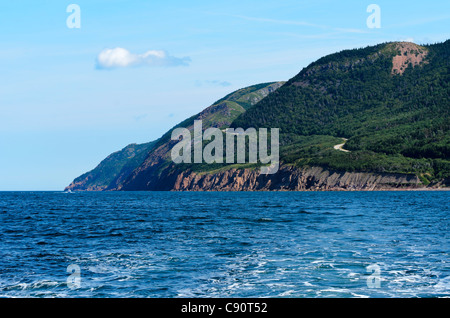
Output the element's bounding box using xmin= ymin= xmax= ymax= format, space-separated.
xmin=96 ymin=47 xmax=191 ymax=69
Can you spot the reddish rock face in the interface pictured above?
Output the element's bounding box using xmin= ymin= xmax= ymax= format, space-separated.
xmin=391 ymin=42 xmax=428 ymax=75
xmin=170 ymin=166 xmax=423 ymax=192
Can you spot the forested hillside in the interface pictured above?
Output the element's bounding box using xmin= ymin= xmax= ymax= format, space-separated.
xmin=231 ymin=41 xmax=449 ymax=182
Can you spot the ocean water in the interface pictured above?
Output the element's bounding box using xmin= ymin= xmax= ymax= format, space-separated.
xmin=0 ymin=191 xmax=448 ymax=298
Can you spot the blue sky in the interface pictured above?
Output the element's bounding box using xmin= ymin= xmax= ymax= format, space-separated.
xmin=0 ymin=0 xmax=449 ymax=190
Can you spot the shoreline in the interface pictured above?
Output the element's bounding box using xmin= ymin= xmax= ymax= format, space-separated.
xmin=56 ymin=187 xmax=450 ymax=193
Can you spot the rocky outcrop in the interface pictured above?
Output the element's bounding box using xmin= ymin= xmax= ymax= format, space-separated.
xmin=391 ymin=42 xmax=428 ymax=75
xmin=159 ymin=165 xmax=425 ymax=191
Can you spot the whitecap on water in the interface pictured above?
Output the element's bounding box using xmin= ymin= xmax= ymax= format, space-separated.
xmin=278 ymin=289 xmax=297 ymax=297
xmin=434 ymin=276 xmax=450 ymax=291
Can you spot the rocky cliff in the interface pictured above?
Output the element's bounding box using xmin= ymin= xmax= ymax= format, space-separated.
xmin=170 ymin=165 xmax=425 ymax=191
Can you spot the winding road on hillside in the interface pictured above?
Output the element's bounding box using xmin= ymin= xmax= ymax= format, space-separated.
xmin=334 ymin=138 xmax=350 ymax=153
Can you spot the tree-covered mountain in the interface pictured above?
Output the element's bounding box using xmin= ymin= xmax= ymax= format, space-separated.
xmin=66 ymin=40 xmax=449 ymax=191
xmin=231 ymin=41 xmax=449 ymax=183
xmin=65 ymin=82 xmax=284 ymax=191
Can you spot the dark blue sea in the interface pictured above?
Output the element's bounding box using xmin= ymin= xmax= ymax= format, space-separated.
xmin=0 ymin=191 xmax=448 ymax=298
